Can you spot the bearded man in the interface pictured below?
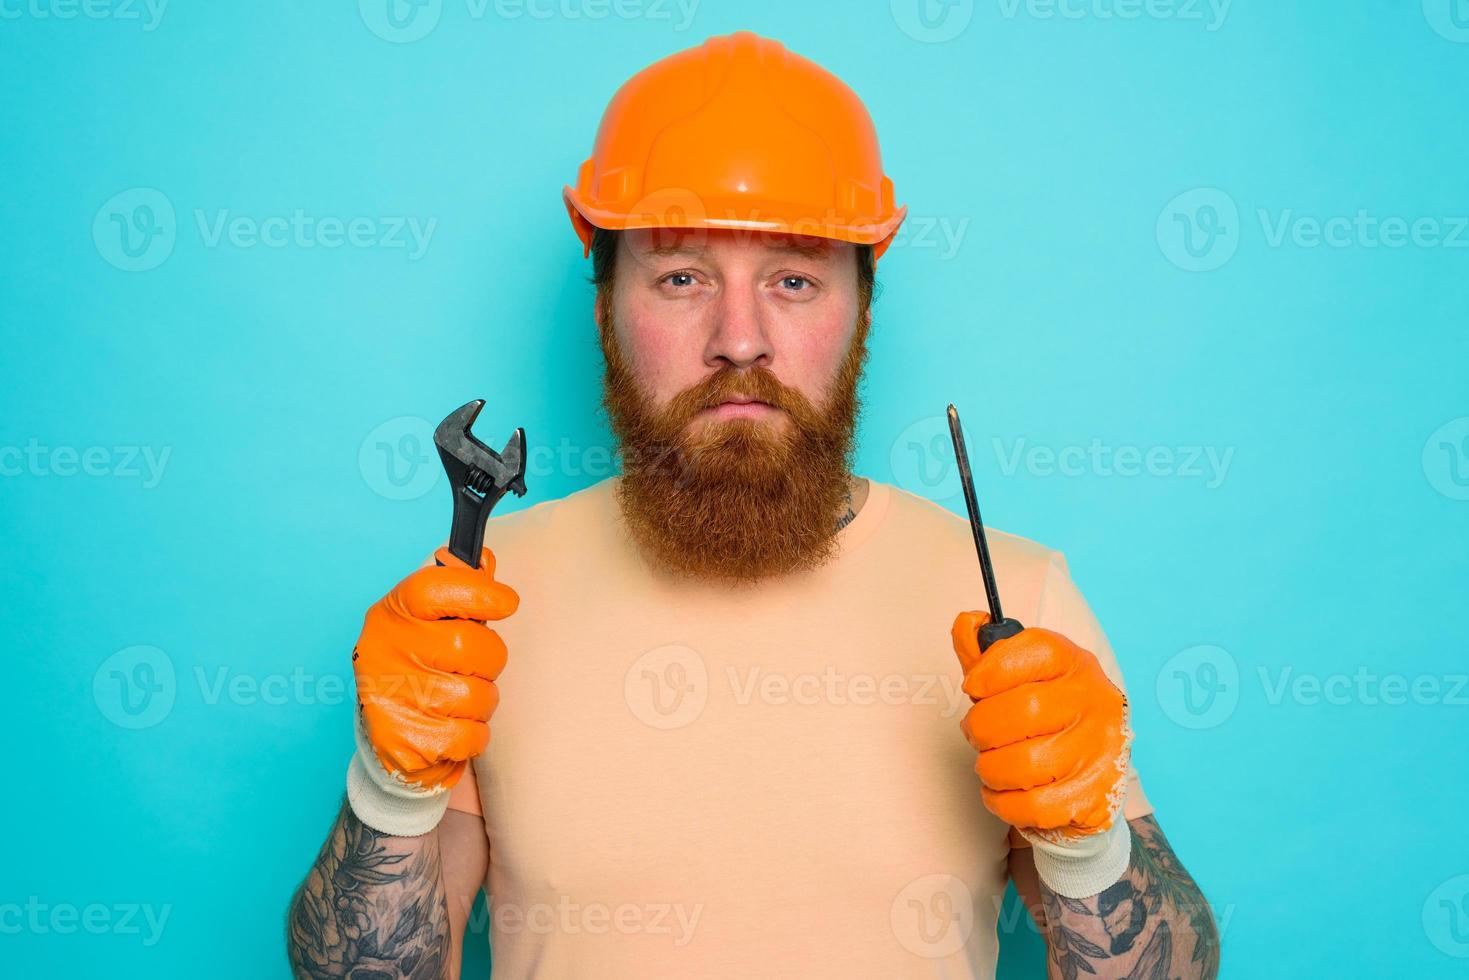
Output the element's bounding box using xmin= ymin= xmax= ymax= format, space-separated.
xmin=287 ymin=30 xmax=1219 ymax=980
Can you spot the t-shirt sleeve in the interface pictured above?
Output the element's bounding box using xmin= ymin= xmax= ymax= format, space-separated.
xmin=1008 ymin=549 xmax=1153 ymax=849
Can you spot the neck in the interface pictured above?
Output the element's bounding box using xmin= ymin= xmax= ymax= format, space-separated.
xmin=835 ymin=475 xmax=869 ymax=532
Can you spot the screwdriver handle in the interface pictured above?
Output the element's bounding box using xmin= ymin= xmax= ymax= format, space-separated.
xmin=979 ymin=617 xmax=1025 ymax=653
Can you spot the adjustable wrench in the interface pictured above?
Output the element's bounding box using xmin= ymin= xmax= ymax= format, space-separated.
xmin=433 ymin=399 xmax=527 ymax=568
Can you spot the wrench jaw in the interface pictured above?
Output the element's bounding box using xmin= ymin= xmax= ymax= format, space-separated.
xmin=433 ymin=400 xmax=528 ymax=568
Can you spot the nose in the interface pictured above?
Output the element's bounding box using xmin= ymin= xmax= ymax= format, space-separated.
xmin=702 ymin=281 xmax=773 ymax=372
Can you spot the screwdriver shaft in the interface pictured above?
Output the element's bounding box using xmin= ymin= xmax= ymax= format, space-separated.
xmin=947 ymin=403 xmax=1005 ymax=623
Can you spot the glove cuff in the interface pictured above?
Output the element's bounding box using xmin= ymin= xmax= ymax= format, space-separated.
xmin=1023 ymin=816 xmax=1133 ymax=899
xmin=345 ymin=710 xmax=452 ymax=837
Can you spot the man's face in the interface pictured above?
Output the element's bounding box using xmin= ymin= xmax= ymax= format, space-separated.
xmin=600 ymin=226 xmax=862 ymax=438
xmin=596 ymin=226 xmax=872 ymax=582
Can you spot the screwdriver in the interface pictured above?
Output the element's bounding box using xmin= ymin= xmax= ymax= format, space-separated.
xmin=947 ymin=403 xmax=1025 ymax=652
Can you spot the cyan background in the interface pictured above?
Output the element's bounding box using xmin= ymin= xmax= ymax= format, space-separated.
xmin=3 ymin=2 xmax=1467 ymax=977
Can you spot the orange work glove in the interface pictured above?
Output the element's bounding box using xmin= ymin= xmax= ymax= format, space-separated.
xmin=952 ymin=610 xmax=1134 ymax=896
xmin=345 ymin=546 xmax=519 ymax=836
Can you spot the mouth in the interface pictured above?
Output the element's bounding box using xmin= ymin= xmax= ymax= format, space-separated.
xmin=700 ymin=397 xmax=778 ymax=420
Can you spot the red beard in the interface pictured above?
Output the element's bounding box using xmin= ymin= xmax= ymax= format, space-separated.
xmin=598 ymin=313 xmax=870 ymax=583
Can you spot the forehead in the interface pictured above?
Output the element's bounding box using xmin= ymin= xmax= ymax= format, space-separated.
xmin=622 ymin=227 xmax=851 ymax=263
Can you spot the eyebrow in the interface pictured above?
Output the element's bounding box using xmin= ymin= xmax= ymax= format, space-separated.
xmin=642 ymin=237 xmax=836 ymax=261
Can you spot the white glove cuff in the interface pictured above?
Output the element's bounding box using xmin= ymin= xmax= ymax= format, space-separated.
xmin=345 ymin=710 xmax=452 ymax=837
xmin=1023 ymin=816 xmax=1133 ymax=899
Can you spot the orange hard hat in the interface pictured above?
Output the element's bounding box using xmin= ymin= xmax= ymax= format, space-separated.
xmin=563 ymin=30 xmax=907 ymax=262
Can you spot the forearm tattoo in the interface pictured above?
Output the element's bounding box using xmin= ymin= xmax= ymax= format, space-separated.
xmin=1039 ymin=816 xmax=1220 ymax=980
xmin=286 ymin=801 xmax=451 ymax=980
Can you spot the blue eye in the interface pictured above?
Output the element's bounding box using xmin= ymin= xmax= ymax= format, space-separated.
xmin=664 ymin=273 xmax=696 ymax=288
xmin=781 ymin=276 xmax=811 ymax=291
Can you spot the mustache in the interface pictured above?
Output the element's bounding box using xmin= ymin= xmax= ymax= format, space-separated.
xmin=663 ymin=364 xmax=812 ymax=429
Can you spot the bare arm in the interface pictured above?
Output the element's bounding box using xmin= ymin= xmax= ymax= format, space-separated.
xmin=1010 ymin=815 xmax=1220 ymax=979
xmin=440 ymin=808 xmax=491 ymax=978
xmin=285 ymin=798 xmax=488 ymax=979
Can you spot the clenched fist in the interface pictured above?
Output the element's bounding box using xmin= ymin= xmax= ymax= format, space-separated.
xmin=951 ymin=610 xmax=1130 ymax=844
xmin=346 ymin=546 xmax=518 ymax=835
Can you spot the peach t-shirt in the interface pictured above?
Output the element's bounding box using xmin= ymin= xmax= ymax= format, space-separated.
xmin=446 ymin=476 xmax=1151 ymax=977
